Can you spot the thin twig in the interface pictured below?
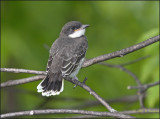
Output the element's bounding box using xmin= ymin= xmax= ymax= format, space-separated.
xmin=128 ymin=81 xmax=160 ymax=90
xmin=0 ymin=68 xmax=46 ymax=75
xmin=121 ymin=108 xmax=159 ymax=114
xmin=98 ymin=55 xmax=150 ymax=67
xmin=0 ymin=75 xmax=45 ymax=88
xmin=65 ymin=77 xmax=116 ymax=112
xmin=83 ymin=35 xmax=159 ymax=67
xmin=120 ymin=55 xmax=150 ymax=66
xmin=99 ymin=62 xmax=141 ymax=84
xmin=100 ymin=62 xmax=145 ymax=108
xmin=68 ymin=108 xmax=159 ymax=118
xmin=99 ymin=56 xmax=148 ymax=108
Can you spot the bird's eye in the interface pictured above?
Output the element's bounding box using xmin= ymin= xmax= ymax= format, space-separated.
xmin=71 ymin=27 xmax=77 ymax=30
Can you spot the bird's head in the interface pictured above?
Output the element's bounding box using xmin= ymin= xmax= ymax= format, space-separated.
xmin=60 ymin=21 xmax=89 ymax=38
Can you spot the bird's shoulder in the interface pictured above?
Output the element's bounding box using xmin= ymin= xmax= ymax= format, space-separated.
xmin=50 ymin=36 xmax=88 ymax=56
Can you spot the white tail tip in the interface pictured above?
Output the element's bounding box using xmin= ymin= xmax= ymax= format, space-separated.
xmin=37 ymin=80 xmax=64 ymax=97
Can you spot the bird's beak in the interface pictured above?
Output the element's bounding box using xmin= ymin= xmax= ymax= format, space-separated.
xmin=82 ymin=24 xmax=90 ymax=29
xmin=75 ymin=24 xmax=90 ymax=32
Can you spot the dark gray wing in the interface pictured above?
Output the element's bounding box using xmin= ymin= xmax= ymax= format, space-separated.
xmin=47 ymin=36 xmax=88 ymax=78
xmin=60 ymin=44 xmax=87 ymax=77
xmin=46 ymin=39 xmax=59 ymax=72
xmin=61 ymin=36 xmax=88 ymax=77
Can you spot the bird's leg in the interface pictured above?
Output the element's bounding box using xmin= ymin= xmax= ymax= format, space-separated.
xmin=73 ymin=77 xmax=88 ymax=88
xmin=82 ymin=77 xmax=87 ymax=84
xmin=73 ymin=77 xmax=79 ymax=88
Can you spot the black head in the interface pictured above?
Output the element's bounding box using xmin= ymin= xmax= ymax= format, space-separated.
xmin=60 ymin=21 xmax=89 ymax=38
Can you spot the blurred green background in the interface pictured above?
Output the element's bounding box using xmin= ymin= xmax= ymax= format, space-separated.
xmin=1 ymin=1 xmax=159 ymax=118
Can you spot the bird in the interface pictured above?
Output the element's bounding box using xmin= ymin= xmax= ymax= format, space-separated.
xmin=37 ymin=21 xmax=89 ymax=96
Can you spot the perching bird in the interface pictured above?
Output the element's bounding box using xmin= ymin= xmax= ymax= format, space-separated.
xmin=37 ymin=21 xmax=89 ymax=96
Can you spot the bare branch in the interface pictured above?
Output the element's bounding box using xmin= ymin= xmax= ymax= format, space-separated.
xmin=98 ymin=54 xmax=155 ymax=109
xmin=69 ymin=108 xmax=159 ymax=118
xmin=83 ymin=35 xmax=159 ymax=67
xmin=1 ymin=108 xmax=159 ymax=118
xmin=0 ymin=35 xmax=159 ymax=118
xmin=99 ymin=62 xmax=144 ymax=108
xmin=0 ymin=109 xmax=135 ymax=118
xmin=1 ymin=54 xmax=149 ymax=88
xmin=128 ymin=81 xmax=160 ymax=90
xmin=1 ymin=70 xmax=117 ymax=113
xmin=122 ymin=108 xmax=159 ymax=114
xmin=120 ymin=55 xmax=150 ymax=66
xmin=65 ymin=77 xmax=116 ymax=112
xmin=0 ymin=75 xmax=45 ymax=88
xmin=99 ymin=62 xmax=141 ymax=84
xmin=0 ymin=68 xmax=46 ymax=75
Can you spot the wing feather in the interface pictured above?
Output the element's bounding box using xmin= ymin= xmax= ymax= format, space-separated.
xmin=46 ymin=36 xmax=88 ymax=78
xmin=61 ymin=49 xmax=86 ymax=77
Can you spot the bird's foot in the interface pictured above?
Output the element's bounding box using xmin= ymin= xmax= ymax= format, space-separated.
xmin=73 ymin=77 xmax=88 ymax=88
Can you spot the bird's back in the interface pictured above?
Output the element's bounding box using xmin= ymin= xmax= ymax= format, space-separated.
xmin=49 ymin=35 xmax=88 ymax=74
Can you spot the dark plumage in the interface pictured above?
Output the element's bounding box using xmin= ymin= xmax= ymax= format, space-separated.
xmin=37 ymin=21 xmax=89 ymax=96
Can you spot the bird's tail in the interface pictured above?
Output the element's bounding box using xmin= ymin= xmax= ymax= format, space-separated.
xmin=37 ymin=75 xmax=64 ymax=97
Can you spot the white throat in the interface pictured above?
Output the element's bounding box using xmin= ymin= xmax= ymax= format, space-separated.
xmin=69 ymin=29 xmax=86 ymax=38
